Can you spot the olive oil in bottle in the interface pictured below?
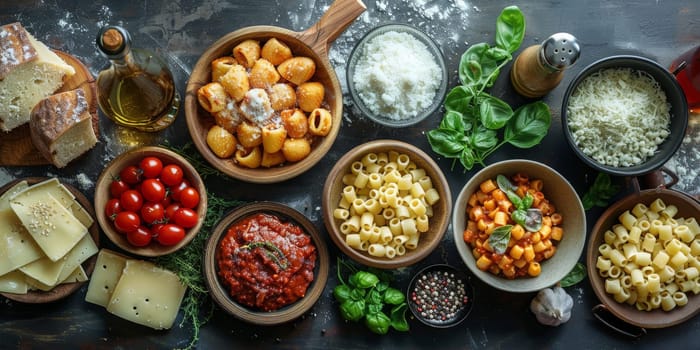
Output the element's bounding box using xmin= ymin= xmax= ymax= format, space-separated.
xmin=96 ymin=25 xmax=179 ymax=131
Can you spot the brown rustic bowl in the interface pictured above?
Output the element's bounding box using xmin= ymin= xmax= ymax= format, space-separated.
xmin=184 ymin=0 xmax=366 ymax=183
xmin=0 ymin=177 xmax=99 ymax=303
xmin=203 ymin=201 xmax=329 ymax=325
xmin=322 ymin=140 xmax=452 ymax=269
xmin=452 ymin=159 xmax=586 ymax=293
xmin=587 ymin=188 xmax=700 ymax=328
xmin=94 ymin=146 xmax=207 ymax=257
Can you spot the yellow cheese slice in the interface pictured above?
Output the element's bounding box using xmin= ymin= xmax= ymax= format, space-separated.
xmin=0 ymin=208 xmax=43 ymax=276
xmin=0 ymin=180 xmax=28 ymax=211
xmin=106 ymin=259 xmax=187 ymax=330
xmin=11 ymin=178 xmax=75 ymax=209
xmin=61 ymin=265 xmax=88 ymax=283
xmin=85 ymin=249 xmax=128 ymax=307
xmin=10 ymin=193 xmax=86 ymax=261
xmin=18 ymin=255 xmax=67 ymax=286
xmin=56 ymin=233 xmax=98 ymax=282
xmin=70 ymin=201 xmax=94 ymax=228
xmin=0 ymin=270 xmax=28 ymax=294
xmin=25 ymin=264 xmax=89 ymax=292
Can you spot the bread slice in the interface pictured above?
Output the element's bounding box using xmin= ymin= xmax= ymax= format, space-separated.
xmin=29 ymin=87 xmax=97 ymax=168
xmin=0 ymin=22 xmax=75 ymax=132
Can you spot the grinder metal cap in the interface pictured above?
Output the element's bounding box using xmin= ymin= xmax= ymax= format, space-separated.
xmin=540 ymin=33 xmax=580 ymax=70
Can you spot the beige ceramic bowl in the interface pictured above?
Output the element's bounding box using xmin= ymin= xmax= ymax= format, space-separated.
xmin=587 ymin=189 xmax=700 ymax=328
xmin=322 ymin=139 xmax=452 ymax=269
xmin=94 ymin=146 xmax=207 ymax=257
xmin=203 ymin=202 xmax=329 ymax=325
xmin=452 ymin=159 xmax=586 ymax=293
xmin=184 ymin=0 xmax=365 ymax=183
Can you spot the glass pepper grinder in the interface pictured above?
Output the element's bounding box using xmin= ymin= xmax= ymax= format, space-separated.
xmin=96 ymin=25 xmax=179 ymax=132
xmin=510 ymin=33 xmax=580 ymax=98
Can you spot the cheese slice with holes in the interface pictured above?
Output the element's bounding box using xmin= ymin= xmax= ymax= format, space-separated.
xmin=106 ymin=259 xmax=187 ymax=330
xmin=10 ymin=193 xmax=86 ymax=261
xmin=0 ymin=270 xmax=28 ymax=294
xmin=62 ymin=265 xmax=88 ymax=283
xmin=0 ymin=208 xmax=43 ymax=275
xmin=85 ymin=249 xmax=128 ymax=307
xmin=56 ymin=233 xmax=98 ymax=283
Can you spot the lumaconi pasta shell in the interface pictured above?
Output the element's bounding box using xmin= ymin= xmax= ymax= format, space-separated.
xmin=211 ymin=56 xmax=237 ymax=83
xmin=220 ymin=65 xmax=250 ymax=102
xmin=296 ymin=82 xmax=325 ymax=112
xmin=261 ymin=37 xmax=293 ymax=66
xmin=282 ymin=138 xmax=311 ymax=162
xmin=281 ymin=109 xmax=308 ymax=139
xmin=232 ymin=39 xmax=261 ymax=68
xmin=277 ymin=57 xmax=316 ymax=85
xmin=268 ymin=83 xmax=297 ymax=111
xmin=206 ymin=125 xmax=237 ymax=158
xmin=197 ymin=82 xmax=228 ymax=113
xmin=249 ymin=58 xmax=280 ymax=89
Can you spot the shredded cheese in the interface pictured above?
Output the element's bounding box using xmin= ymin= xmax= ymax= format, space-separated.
xmin=566 ymin=68 xmax=671 ymax=167
xmin=352 ymin=31 xmax=441 ymax=121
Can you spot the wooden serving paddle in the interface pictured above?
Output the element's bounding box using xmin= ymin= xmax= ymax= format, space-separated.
xmin=0 ymin=50 xmax=98 ymax=166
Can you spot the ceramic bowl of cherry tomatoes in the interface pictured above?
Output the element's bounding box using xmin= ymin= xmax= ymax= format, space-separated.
xmin=94 ymin=146 xmax=207 ymax=257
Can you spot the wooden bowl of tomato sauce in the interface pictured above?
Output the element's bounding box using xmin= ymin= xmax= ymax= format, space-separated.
xmin=94 ymin=146 xmax=207 ymax=257
xmin=203 ymin=202 xmax=329 ymax=325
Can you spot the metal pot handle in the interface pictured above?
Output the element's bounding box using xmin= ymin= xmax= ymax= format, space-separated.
xmin=591 ymin=304 xmax=647 ymax=338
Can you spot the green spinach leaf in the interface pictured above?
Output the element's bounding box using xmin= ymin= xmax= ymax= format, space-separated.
xmin=496 ymin=5 xmax=526 ymax=53
xmin=480 ymin=94 xmax=514 ymax=129
xmin=504 ymin=101 xmax=551 ymax=148
xmin=427 ymin=129 xmax=466 ymax=158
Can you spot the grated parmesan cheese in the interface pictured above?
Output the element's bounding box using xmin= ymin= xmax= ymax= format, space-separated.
xmin=566 ymin=68 xmax=671 ymax=167
xmin=352 ymin=31 xmax=441 ymax=121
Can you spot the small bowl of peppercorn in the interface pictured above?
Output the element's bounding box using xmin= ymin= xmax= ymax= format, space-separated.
xmin=407 ymin=264 xmax=474 ymax=328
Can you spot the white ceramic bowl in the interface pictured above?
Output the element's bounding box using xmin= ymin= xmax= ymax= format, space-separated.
xmin=452 ymin=159 xmax=586 ymax=293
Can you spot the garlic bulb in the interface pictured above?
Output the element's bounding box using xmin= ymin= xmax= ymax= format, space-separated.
xmin=530 ymin=285 xmax=573 ymax=326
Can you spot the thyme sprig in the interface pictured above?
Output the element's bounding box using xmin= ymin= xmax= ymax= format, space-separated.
xmin=238 ymin=241 xmax=289 ymax=270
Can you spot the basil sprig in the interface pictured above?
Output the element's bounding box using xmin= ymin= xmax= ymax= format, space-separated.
xmin=488 ymin=175 xmax=543 ymax=254
xmin=427 ymin=6 xmax=551 ymax=171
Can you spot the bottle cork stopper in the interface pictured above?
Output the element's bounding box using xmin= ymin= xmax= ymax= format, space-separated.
xmin=101 ymin=28 xmax=123 ymax=51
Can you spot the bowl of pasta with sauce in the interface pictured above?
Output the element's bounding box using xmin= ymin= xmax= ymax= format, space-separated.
xmin=321 ymin=139 xmax=452 ymax=269
xmin=185 ymin=0 xmax=366 ymax=183
xmin=203 ymin=201 xmax=330 ymax=325
xmin=452 ymin=159 xmax=586 ymax=293
xmin=586 ymin=188 xmax=700 ymax=329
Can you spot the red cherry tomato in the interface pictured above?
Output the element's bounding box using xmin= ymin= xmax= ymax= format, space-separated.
xmin=151 ymin=223 xmax=165 ymax=236
xmin=141 ymin=202 xmax=165 ymax=225
xmin=156 ymin=224 xmax=186 ymax=246
xmin=119 ymin=165 xmax=142 ymax=184
xmin=127 ymin=226 xmax=152 ymax=247
xmin=169 ymin=179 xmax=191 ymax=201
xmin=179 ymin=187 xmax=200 ymax=208
xmin=120 ymin=189 xmax=143 ymax=212
xmin=104 ymin=198 xmax=122 ymax=220
xmin=114 ymin=211 xmax=140 ymax=233
xmin=141 ymin=178 xmax=166 ymax=203
xmin=109 ymin=179 xmax=130 ymax=198
xmin=173 ymin=208 xmax=198 ymax=228
xmin=139 ymin=156 xmax=163 ymax=179
xmin=165 ymin=203 xmax=181 ymax=220
xmin=160 ymin=164 xmax=184 ymax=186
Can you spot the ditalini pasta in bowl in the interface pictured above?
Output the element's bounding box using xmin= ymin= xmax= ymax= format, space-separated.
xmin=185 ymin=0 xmax=366 ymax=183
xmin=586 ymin=188 xmax=700 ymax=329
xmin=452 ymin=160 xmax=586 ymax=293
xmin=322 ymin=140 xmax=451 ymax=269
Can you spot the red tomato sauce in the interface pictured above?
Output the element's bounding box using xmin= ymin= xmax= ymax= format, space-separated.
xmin=217 ymin=213 xmax=317 ymax=311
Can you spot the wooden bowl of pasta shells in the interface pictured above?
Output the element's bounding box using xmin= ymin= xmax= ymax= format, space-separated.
xmin=321 ymin=140 xmax=451 ymax=269
xmin=452 ymin=159 xmax=586 ymax=293
xmin=586 ymin=188 xmax=700 ymax=329
xmin=185 ymin=0 xmax=366 ymax=183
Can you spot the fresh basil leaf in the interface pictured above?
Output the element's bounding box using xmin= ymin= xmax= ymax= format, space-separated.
xmin=441 ymin=110 xmax=470 ymax=133
xmin=350 ymin=288 xmax=366 ymax=301
xmin=480 ymin=95 xmax=514 ymax=129
xmin=375 ymin=281 xmax=389 ymax=292
xmin=390 ymin=303 xmax=409 ymax=332
xmin=485 ymin=46 xmax=512 ymax=61
xmin=365 ymin=311 xmax=391 ymax=335
xmin=511 ymin=209 xmax=528 ymax=227
xmin=581 ymin=173 xmax=620 ymax=210
xmin=521 ymin=192 xmax=534 ymax=209
xmin=459 ymin=43 xmax=501 ymax=88
xmin=460 ymin=147 xmax=476 ymax=170
xmin=495 ymin=6 xmax=525 ymax=54
xmin=340 ymin=299 xmax=366 ymax=322
xmin=560 ymin=263 xmax=587 ymax=287
xmin=444 ymin=85 xmax=473 ymax=113
xmin=505 ymin=189 xmax=522 ymax=209
xmin=504 ymin=101 xmax=551 ymax=148
xmin=333 ymin=284 xmax=352 ymax=303
xmin=524 ymin=208 xmax=543 ymax=232
xmin=368 ymin=289 xmax=383 ymax=305
xmin=497 ymin=174 xmax=517 ymax=193
xmin=383 ymin=287 xmax=405 ymax=305
xmin=488 ymin=225 xmax=512 ymax=254
xmin=352 ymin=271 xmax=379 ymax=289
xmin=471 ymin=124 xmax=498 ymax=150
xmin=427 ymin=129 xmax=467 ymax=158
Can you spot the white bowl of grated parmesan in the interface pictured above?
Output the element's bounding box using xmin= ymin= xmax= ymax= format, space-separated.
xmin=561 ymin=55 xmax=688 ymax=177
xmin=347 ymin=24 xmax=448 ymax=127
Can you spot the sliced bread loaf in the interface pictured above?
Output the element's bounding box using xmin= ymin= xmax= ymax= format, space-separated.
xmin=0 ymin=22 xmax=75 ymax=131
xmin=29 ymin=87 xmax=97 ymax=168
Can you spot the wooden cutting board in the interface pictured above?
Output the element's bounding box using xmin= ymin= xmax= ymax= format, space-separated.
xmin=0 ymin=50 xmax=98 ymax=166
